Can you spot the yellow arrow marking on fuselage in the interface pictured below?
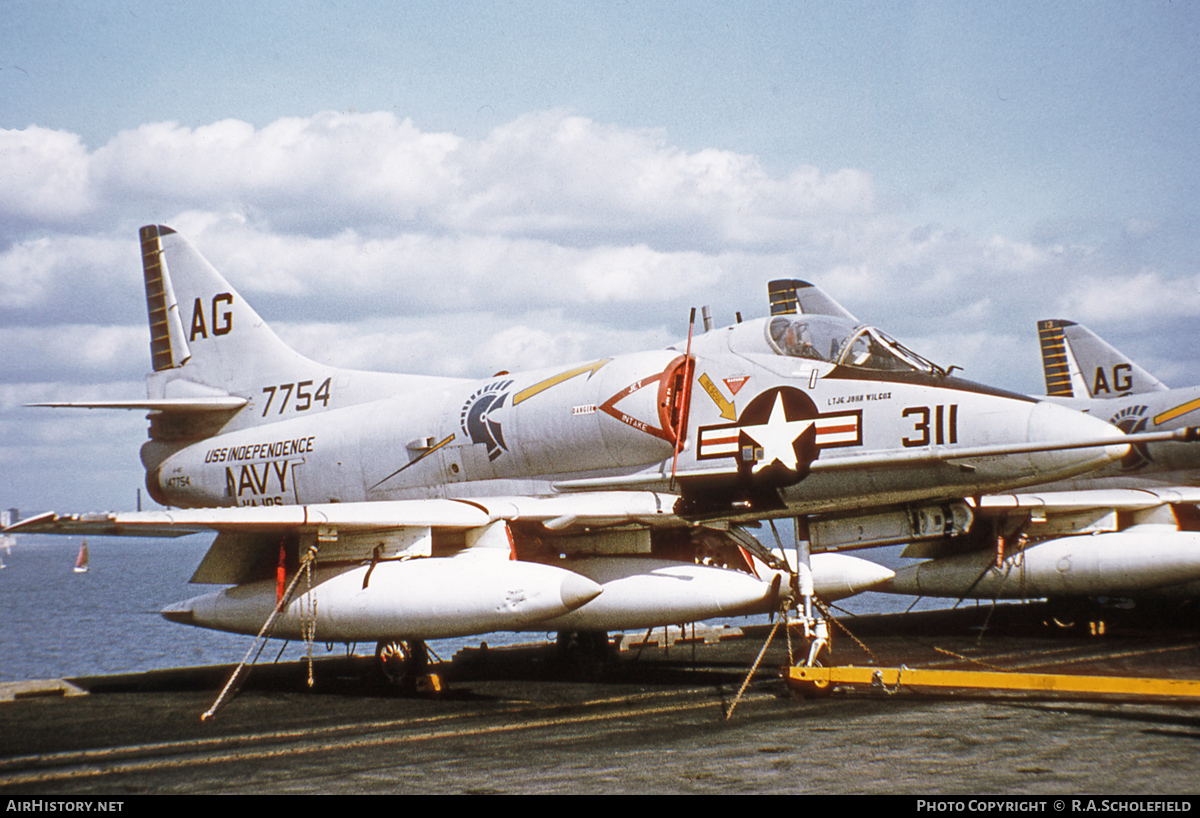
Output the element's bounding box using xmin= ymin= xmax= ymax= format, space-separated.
xmin=369 ymin=433 xmax=456 ymax=490
xmin=513 ymin=359 xmax=611 ymax=405
xmin=1154 ymin=397 xmax=1200 ymax=426
xmin=698 ymin=373 xmax=736 ymax=420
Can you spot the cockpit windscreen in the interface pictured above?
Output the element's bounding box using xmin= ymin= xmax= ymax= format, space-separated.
xmin=766 ymin=315 xmax=945 ymax=376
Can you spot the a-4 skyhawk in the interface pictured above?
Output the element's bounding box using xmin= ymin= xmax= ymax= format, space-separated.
xmin=9 ymin=227 xmax=1172 ymax=681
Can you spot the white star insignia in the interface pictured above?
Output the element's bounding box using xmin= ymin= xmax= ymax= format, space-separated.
xmin=740 ymin=392 xmax=814 ymax=474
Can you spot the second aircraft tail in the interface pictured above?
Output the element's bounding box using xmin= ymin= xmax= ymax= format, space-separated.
xmin=1037 ymin=319 xmax=1168 ymax=399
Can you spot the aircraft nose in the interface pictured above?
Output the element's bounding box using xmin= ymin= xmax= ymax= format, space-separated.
xmin=1026 ymin=400 xmax=1129 ymax=477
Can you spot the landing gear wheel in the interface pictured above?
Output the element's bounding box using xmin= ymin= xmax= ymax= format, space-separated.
xmin=555 ymin=631 xmax=611 ymax=677
xmin=375 ymin=639 xmax=428 ymax=687
xmin=805 ymin=660 xmax=833 ymax=698
xmin=1042 ymin=598 xmax=1086 ymax=633
xmin=789 ymin=660 xmax=832 ymax=700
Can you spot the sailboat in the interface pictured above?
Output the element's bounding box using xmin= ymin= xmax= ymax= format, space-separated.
xmin=74 ymin=540 xmax=89 ymax=573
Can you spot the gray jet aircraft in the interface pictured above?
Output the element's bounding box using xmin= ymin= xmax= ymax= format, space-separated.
xmin=9 ymin=228 xmax=1164 ymax=680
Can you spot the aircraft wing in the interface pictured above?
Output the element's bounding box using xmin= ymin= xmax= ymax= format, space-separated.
xmin=27 ymin=398 xmax=248 ymax=413
xmin=4 ymin=492 xmax=681 ymax=538
xmin=978 ymin=486 xmax=1200 ymax=513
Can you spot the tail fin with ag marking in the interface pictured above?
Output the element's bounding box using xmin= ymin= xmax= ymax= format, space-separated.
xmin=140 ymin=224 xmax=315 ymax=399
xmin=35 ymin=225 xmax=451 ymax=500
xmin=31 ymin=226 xmax=336 ymax=478
xmin=1037 ymin=319 xmax=1168 ymax=399
xmin=38 ymin=225 xmax=428 ymax=424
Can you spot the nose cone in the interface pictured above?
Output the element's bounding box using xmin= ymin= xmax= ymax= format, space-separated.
xmin=810 ymin=553 xmax=896 ymax=601
xmin=1025 ymin=400 xmax=1129 ymax=482
xmin=560 ymin=572 xmax=604 ymax=610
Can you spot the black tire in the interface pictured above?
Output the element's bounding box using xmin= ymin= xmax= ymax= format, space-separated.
xmin=375 ymin=639 xmax=428 ymax=686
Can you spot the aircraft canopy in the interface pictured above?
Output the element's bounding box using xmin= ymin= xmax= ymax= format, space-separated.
xmin=765 ymin=315 xmax=946 ymax=376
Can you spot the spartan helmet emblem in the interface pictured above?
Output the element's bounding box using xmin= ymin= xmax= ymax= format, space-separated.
xmin=461 ymin=380 xmax=513 ymax=461
xmin=1109 ymin=405 xmax=1152 ymax=471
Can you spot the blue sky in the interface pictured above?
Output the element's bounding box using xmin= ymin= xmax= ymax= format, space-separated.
xmin=3 ymin=1 xmax=1200 ymax=512
xmin=9 ymin=2 xmax=1199 ymax=234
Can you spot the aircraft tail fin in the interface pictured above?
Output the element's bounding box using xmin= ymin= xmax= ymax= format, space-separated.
xmin=141 ymin=225 xmax=192 ymax=372
xmin=139 ymin=225 xmax=315 ymax=399
xmin=1037 ymin=319 xmax=1168 ymax=399
xmin=767 ymin=279 xmax=858 ymax=322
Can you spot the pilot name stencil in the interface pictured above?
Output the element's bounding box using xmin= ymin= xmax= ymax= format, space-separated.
xmin=827 ymin=391 xmax=891 ymax=406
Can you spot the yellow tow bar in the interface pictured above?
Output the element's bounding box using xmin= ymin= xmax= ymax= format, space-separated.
xmin=788 ymin=665 xmax=1200 ymax=700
